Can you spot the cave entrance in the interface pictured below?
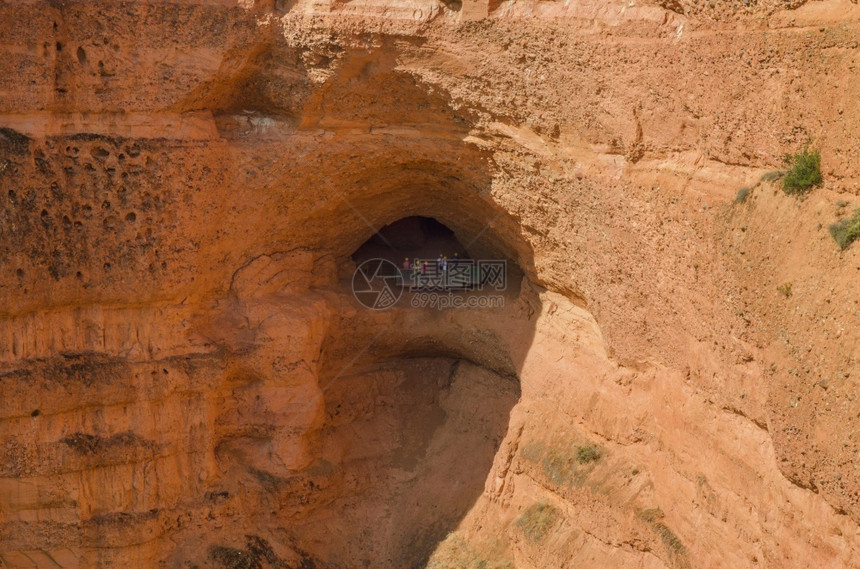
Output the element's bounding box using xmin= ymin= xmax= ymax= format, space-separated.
xmin=351 ymin=216 xmax=470 ymax=266
xmin=349 ymin=215 xmax=523 ymax=296
xmin=291 ymin=206 xmax=537 ymax=567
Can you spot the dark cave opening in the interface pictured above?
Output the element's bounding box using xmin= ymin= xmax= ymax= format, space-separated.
xmin=349 ymin=215 xmax=523 ymax=298
xmin=351 ymin=216 xmax=471 ymax=266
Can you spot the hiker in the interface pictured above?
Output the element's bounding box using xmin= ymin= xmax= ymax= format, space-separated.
xmin=411 ymin=258 xmax=421 ymax=286
xmin=403 ymin=257 xmax=410 ymax=270
xmin=437 ymin=254 xmax=443 ymax=271
xmin=441 ymin=256 xmax=448 ymax=272
xmin=422 ymin=261 xmax=428 ymax=275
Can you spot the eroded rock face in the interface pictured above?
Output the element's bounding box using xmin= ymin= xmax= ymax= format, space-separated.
xmin=1 ymin=0 xmax=859 ymax=567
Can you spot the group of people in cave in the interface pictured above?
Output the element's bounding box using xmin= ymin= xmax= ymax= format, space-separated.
xmin=401 ymin=252 xmax=461 ymax=276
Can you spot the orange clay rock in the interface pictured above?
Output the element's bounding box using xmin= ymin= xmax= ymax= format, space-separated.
xmin=1 ymin=0 xmax=859 ymax=567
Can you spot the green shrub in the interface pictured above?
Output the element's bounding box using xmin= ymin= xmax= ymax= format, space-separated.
xmin=639 ymin=507 xmax=664 ymax=523
xmin=638 ymin=508 xmax=688 ymax=560
xmin=576 ymin=444 xmax=601 ymax=464
xmin=829 ymin=209 xmax=860 ymax=250
xmin=542 ymin=450 xmax=576 ymax=485
xmin=760 ymin=170 xmax=785 ymax=182
xmin=782 ymin=147 xmax=822 ymax=195
xmin=734 ymin=187 xmax=751 ymax=204
xmin=516 ymin=503 xmax=560 ymax=543
xmin=654 ymin=522 xmax=687 ymax=556
xmin=523 ymin=440 xmax=601 ymax=486
xmin=777 ymin=282 xmax=793 ymax=298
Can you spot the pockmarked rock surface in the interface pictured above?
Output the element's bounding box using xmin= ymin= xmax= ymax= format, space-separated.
xmin=1 ymin=0 xmax=859 ymax=567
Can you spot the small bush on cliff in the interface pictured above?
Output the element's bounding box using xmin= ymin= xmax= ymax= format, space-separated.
xmin=782 ymin=147 xmax=822 ymax=195
xmin=829 ymin=209 xmax=860 ymax=250
xmin=734 ymin=187 xmax=751 ymax=204
xmin=654 ymin=522 xmax=687 ymax=557
xmin=638 ymin=508 xmax=688 ymax=560
xmin=516 ymin=503 xmax=560 ymax=543
xmin=542 ymin=449 xmax=576 ymax=485
xmin=761 ymin=170 xmax=785 ymax=182
xmin=576 ymin=444 xmax=601 ymax=464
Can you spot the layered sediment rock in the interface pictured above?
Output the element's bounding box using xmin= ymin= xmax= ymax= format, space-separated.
xmin=1 ymin=0 xmax=859 ymax=567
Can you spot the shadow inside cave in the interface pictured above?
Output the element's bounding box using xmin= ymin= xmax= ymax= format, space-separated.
xmin=291 ymin=214 xmax=539 ymax=568
xmin=232 ymin=38 xmax=542 ymax=567
xmin=314 ymin=356 xmax=522 ymax=567
xmin=352 ymin=216 xmax=470 ymax=266
xmin=349 ymin=215 xmax=524 ymax=299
